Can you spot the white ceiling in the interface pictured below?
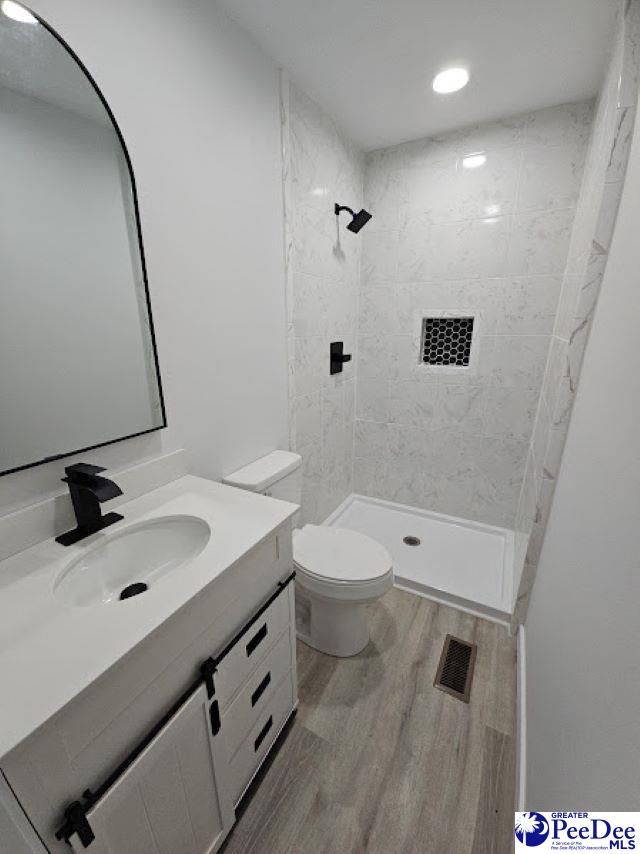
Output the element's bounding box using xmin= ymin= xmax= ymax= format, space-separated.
xmin=217 ymin=0 xmax=619 ymax=151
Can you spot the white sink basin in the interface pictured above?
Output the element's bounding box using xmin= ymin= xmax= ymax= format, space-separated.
xmin=53 ymin=515 xmax=211 ymax=606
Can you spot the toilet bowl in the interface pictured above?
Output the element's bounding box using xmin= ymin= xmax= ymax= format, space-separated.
xmin=293 ymin=524 xmax=393 ymax=657
xmin=222 ymin=450 xmax=394 ymax=658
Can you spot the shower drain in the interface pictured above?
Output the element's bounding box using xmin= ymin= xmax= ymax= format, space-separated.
xmin=403 ymin=535 xmax=421 ymax=546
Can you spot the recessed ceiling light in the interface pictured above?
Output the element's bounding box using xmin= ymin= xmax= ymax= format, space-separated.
xmin=462 ymin=152 xmax=487 ymax=169
xmin=1 ymin=1 xmax=38 ymax=23
xmin=432 ymin=67 xmax=469 ymax=94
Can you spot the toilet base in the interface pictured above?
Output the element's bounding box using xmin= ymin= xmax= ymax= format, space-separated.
xmin=296 ymin=593 xmax=369 ymax=657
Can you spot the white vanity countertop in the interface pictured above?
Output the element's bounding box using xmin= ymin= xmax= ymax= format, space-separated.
xmin=0 ymin=475 xmax=297 ymax=760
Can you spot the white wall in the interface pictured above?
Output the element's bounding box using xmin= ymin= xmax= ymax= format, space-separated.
xmin=524 ymin=86 xmax=640 ymax=809
xmin=0 ymin=0 xmax=288 ymax=513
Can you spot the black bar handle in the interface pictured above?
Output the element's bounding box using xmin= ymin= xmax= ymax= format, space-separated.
xmin=251 ymin=672 xmax=271 ymax=707
xmin=209 ymin=700 xmax=221 ymax=736
xmin=254 ymin=715 xmax=273 ymax=752
xmin=246 ymin=623 xmax=268 ymax=657
xmin=201 ymin=658 xmax=216 ymax=699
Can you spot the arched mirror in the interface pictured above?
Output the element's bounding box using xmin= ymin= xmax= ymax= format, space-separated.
xmin=0 ymin=1 xmax=165 ymax=476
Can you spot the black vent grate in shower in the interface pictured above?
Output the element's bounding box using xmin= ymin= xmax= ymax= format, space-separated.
xmin=434 ymin=634 xmax=477 ymax=703
xmin=421 ymin=316 xmax=474 ymax=366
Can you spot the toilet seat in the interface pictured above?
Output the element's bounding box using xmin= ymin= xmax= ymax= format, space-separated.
xmin=293 ymin=525 xmax=393 ymax=602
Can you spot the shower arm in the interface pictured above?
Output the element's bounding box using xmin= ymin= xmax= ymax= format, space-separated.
xmin=334 ymin=203 xmax=355 ymax=218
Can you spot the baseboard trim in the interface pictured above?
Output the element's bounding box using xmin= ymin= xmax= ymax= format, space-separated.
xmin=516 ymin=624 xmax=527 ymax=810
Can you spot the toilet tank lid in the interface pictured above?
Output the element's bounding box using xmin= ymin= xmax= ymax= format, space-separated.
xmin=222 ymin=450 xmax=302 ymax=492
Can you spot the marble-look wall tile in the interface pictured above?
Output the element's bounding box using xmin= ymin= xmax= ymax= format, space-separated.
xmin=357 ymin=333 xmax=392 ymax=380
xmin=398 ymin=159 xmax=459 ymax=225
xmin=619 ymin=0 xmax=640 ymax=107
xmin=398 ymin=216 xmax=511 ymax=282
xmin=357 ymin=100 xmax=592 ymax=528
xmin=487 ymin=276 xmax=562 ymax=335
xmin=455 ymin=147 xmax=521 ymax=219
xmin=539 ymin=335 xmax=567 ymax=419
xmin=523 ymin=101 xmax=594 ymax=148
xmin=607 ymin=106 xmax=636 ymax=180
xmin=361 ymin=229 xmax=399 ymax=285
xmin=387 ymin=381 xmax=439 ymax=428
xmin=358 ymin=286 xmax=395 ymax=334
xmin=515 ymin=455 xmax=540 ymax=536
xmin=486 ymin=335 xmax=550 ymax=390
xmin=356 ymin=378 xmax=388 ymax=422
xmin=353 ymin=455 xmax=389 ymax=500
xmin=574 ymin=249 xmax=608 ymax=322
xmin=506 ymin=209 xmax=575 ymax=276
xmin=552 ymin=275 xmax=582 ymax=341
xmin=364 ymin=162 xmax=406 ymax=230
xmin=483 ymin=386 xmax=539 ymax=438
xmin=543 ymin=427 xmax=567 ymax=482
xmin=354 ymin=419 xmax=389 ymax=457
xmin=435 ymin=114 xmax=527 ymax=154
xmin=593 ymin=180 xmax=623 ymax=252
xmin=284 ymin=79 xmax=364 ymax=524
xmin=439 ymin=385 xmax=485 ymax=435
xmin=293 ymin=391 xmax=321 ymax=448
xmin=518 ymin=141 xmax=586 ymax=212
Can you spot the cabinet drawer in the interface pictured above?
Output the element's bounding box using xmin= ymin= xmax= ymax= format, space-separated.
xmin=221 ymin=629 xmax=292 ymax=759
xmin=215 ymin=586 xmax=291 ymax=710
xmin=229 ymin=671 xmax=294 ymax=804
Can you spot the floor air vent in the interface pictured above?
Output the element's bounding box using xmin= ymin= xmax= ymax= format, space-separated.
xmin=434 ymin=634 xmax=477 ymax=703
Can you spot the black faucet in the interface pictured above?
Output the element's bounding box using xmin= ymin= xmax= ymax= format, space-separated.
xmin=56 ymin=463 xmax=124 ymax=546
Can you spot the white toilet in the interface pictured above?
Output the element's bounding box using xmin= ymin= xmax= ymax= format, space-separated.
xmin=223 ymin=450 xmax=393 ymax=657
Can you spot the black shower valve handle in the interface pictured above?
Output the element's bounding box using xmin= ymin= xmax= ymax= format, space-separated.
xmin=330 ymin=341 xmax=352 ymax=375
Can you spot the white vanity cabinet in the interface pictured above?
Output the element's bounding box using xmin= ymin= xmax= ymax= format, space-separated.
xmin=0 ymin=514 xmax=298 ymax=854
xmin=67 ymin=684 xmax=233 ymax=854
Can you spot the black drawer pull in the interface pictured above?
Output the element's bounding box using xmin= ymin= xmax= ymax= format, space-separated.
xmin=209 ymin=700 xmax=220 ymax=736
xmin=254 ymin=715 xmax=273 ymax=752
xmin=251 ymin=672 xmax=271 ymax=707
xmin=246 ymin=623 xmax=268 ymax=657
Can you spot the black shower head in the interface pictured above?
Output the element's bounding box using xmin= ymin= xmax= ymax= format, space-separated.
xmin=347 ymin=208 xmax=372 ymax=233
xmin=335 ymin=203 xmax=373 ymax=233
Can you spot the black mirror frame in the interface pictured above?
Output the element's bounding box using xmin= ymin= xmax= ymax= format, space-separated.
xmin=1 ymin=5 xmax=167 ymax=477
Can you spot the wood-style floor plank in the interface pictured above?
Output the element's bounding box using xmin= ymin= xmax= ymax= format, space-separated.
xmin=222 ymin=588 xmax=517 ymax=854
xmin=471 ymin=727 xmax=517 ymax=854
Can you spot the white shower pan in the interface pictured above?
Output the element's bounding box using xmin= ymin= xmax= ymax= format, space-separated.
xmin=325 ymin=495 xmax=514 ymax=624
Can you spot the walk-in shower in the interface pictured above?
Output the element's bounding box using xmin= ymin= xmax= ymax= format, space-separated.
xmin=283 ymin=2 xmax=638 ymax=626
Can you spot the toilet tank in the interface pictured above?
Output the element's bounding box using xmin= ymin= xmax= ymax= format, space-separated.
xmin=222 ymin=451 xmax=302 ymax=505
